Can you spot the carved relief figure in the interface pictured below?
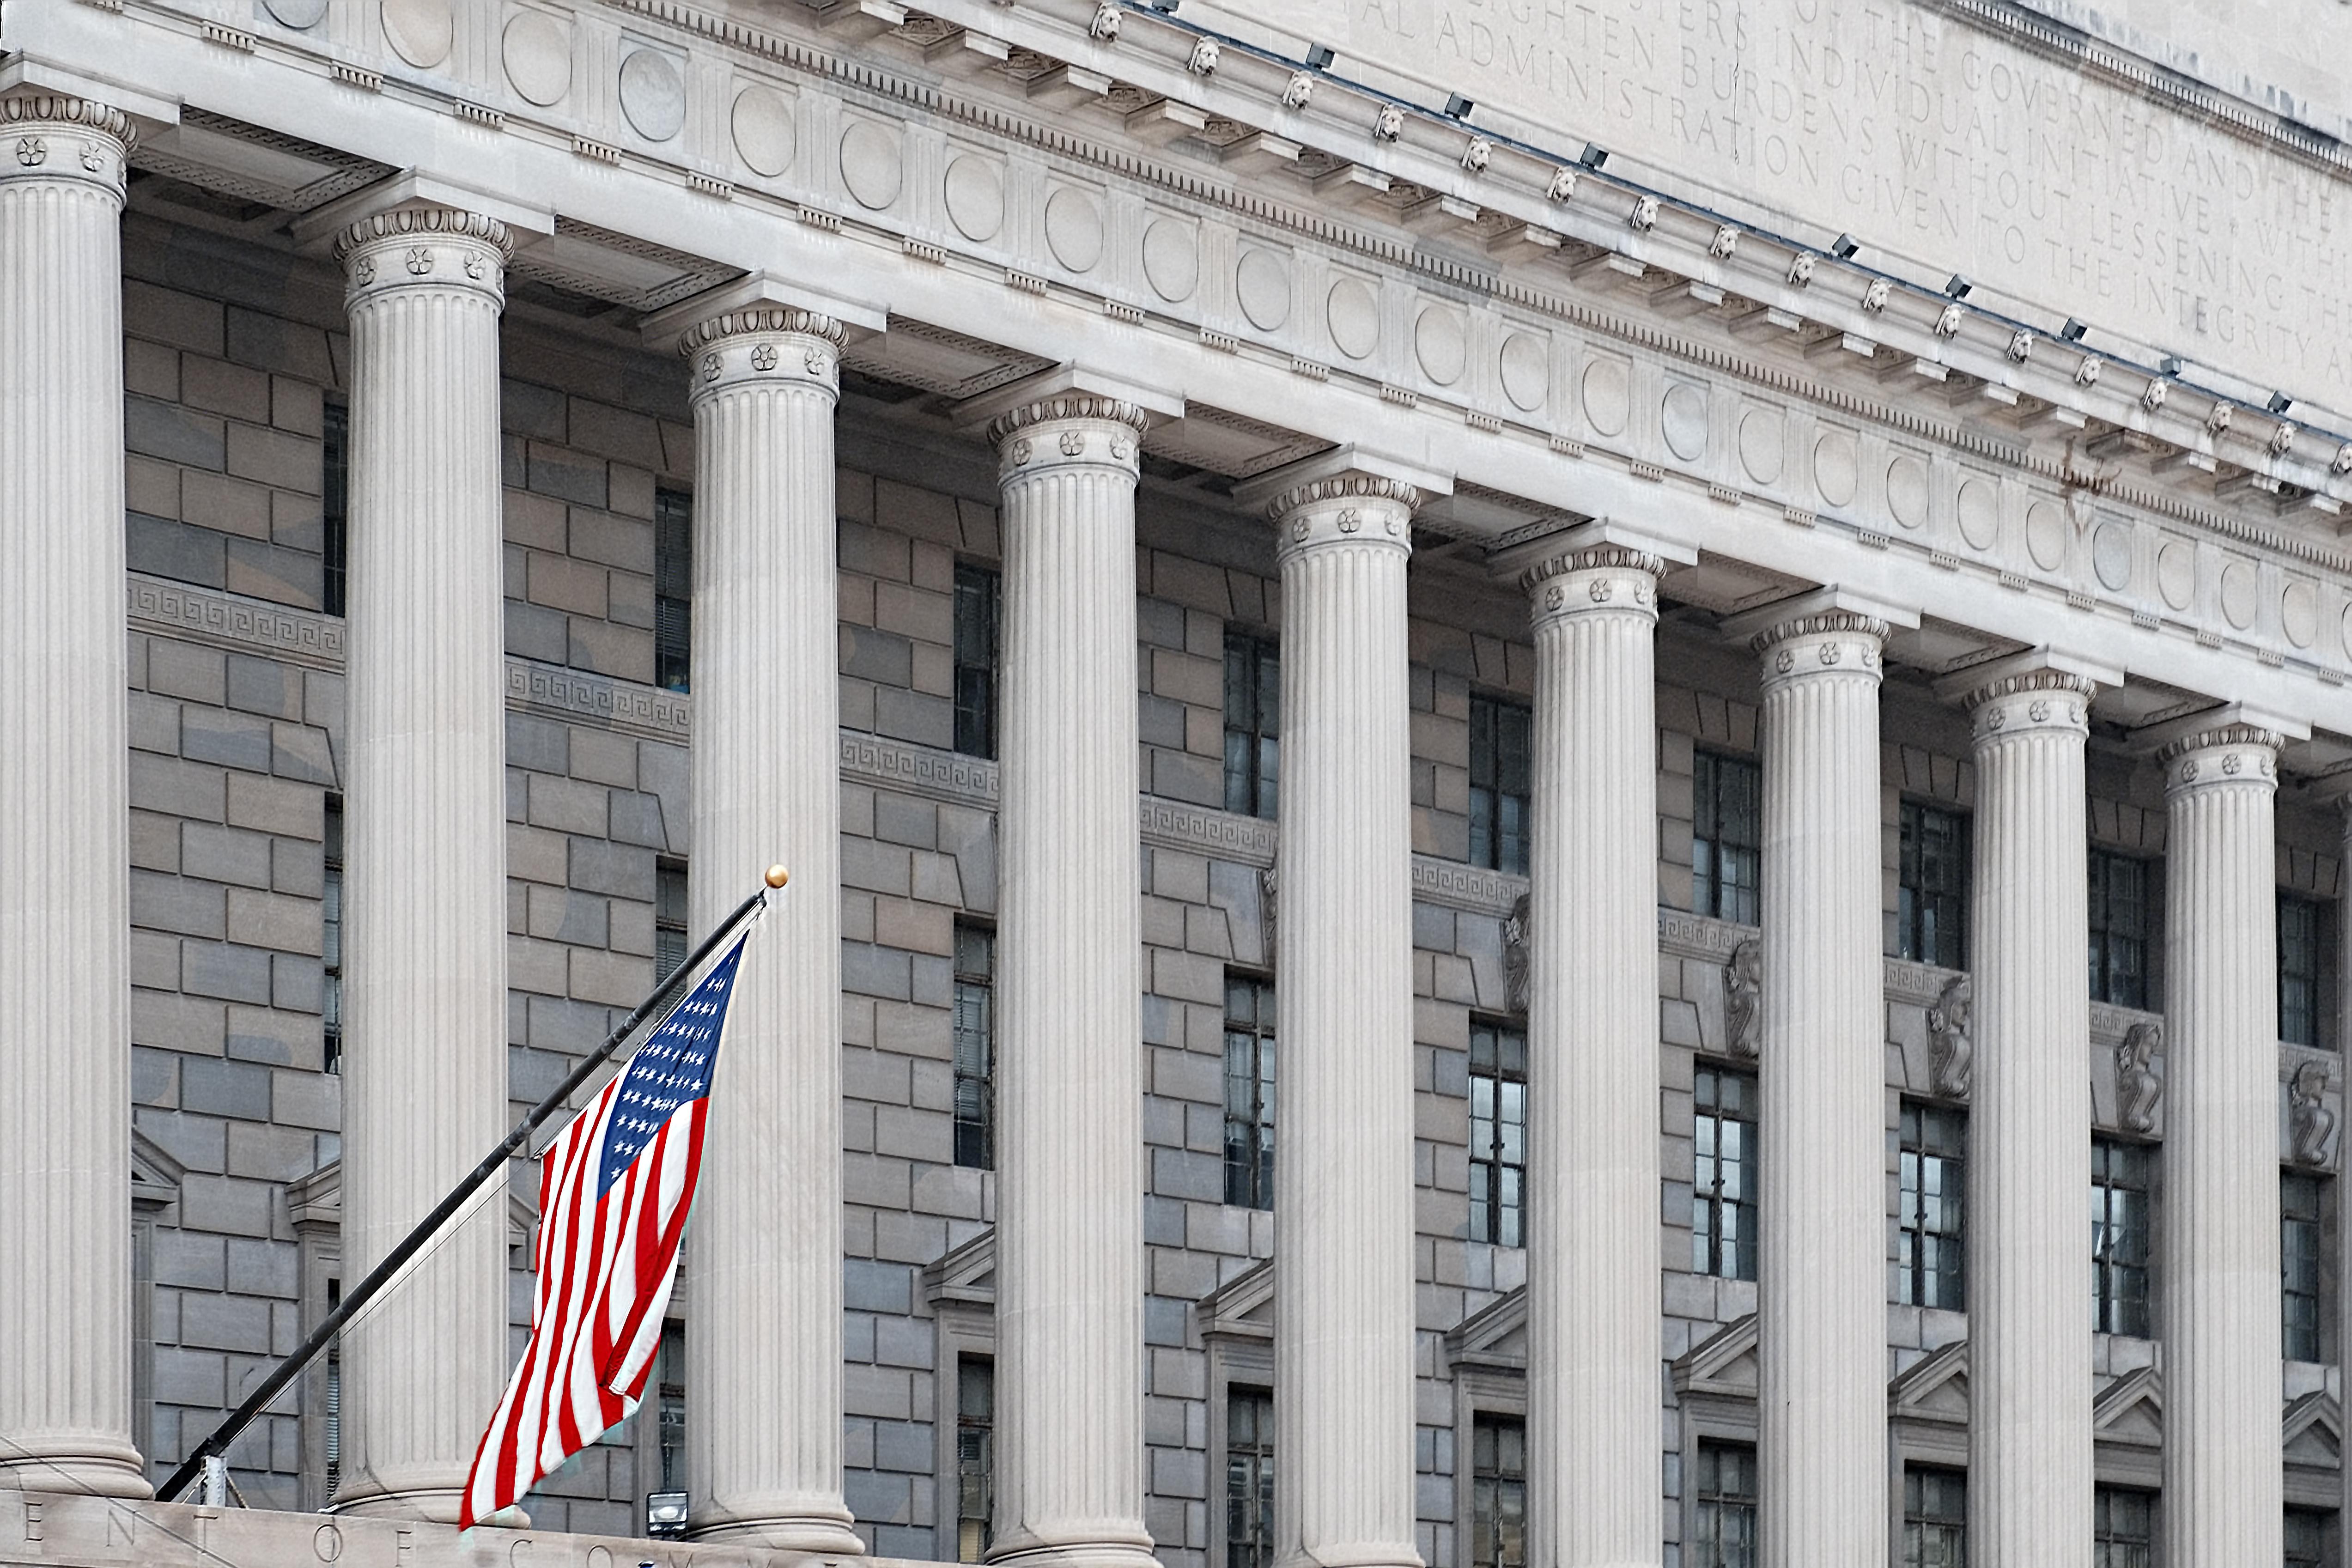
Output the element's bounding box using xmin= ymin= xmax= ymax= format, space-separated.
xmin=2116 ymin=1022 xmax=2163 ymax=1134
xmin=1502 ymin=893 xmax=1530 ymax=1015
xmin=1723 ymin=936 xmax=1762 ymax=1059
xmin=2291 ymin=1059 xmax=2336 ymax=1166
xmin=1257 ymin=864 xmax=1278 ymax=960
xmin=1926 ymin=974 xmax=1973 ymax=1097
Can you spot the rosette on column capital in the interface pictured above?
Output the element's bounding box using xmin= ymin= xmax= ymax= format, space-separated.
xmin=1233 ymin=445 xmax=1451 ymax=564
xmin=1491 ymin=517 xmax=1696 ymax=629
xmin=1722 ymin=584 xmax=1918 ymax=690
xmin=1933 ymin=647 xmax=2120 ymax=745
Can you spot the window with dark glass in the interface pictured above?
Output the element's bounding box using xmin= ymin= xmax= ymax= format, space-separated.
xmin=1695 ymin=1066 xmax=1757 ymax=1282
xmin=1902 ymin=1466 xmax=1967 ymax=1568
xmin=2092 ymin=1486 xmax=2154 ymax=1568
xmin=656 ymin=1320 xmax=687 ymax=1494
xmin=1226 ymin=1386 xmax=1274 ymax=1568
xmin=953 ymin=563 xmax=1001 ymax=760
xmin=1899 ymin=1102 xmax=1966 ymax=1311
xmin=1469 ymin=1020 xmax=1528 ymax=1247
xmin=2092 ymin=1138 xmax=2152 ymax=1337
xmin=1223 ymin=632 xmax=1280 ymax=819
xmin=1898 ymin=801 xmax=1969 ymax=968
xmin=655 ymin=858 xmax=688 ymax=981
xmin=1693 ymin=750 xmax=1762 ymax=926
xmin=323 ymin=1276 xmax=341 ymax=1498
xmin=1468 ymin=1415 xmax=1525 ymax=1568
xmin=2285 ymin=1172 xmax=2326 ymax=1363
xmin=655 ymin=485 xmax=693 ymax=693
xmin=1224 ymin=975 xmax=1276 ymax=1209
xmin=953 ymin=923 xmax=996 ymax=1171
xmin=322 ymin=399 xmax=349 ymax=619
xmin=1690 ymin=1440 xmax=1757 ymax=1568
xmin=2285 ymin=1507 xmax=2332 ymax=1568
xmin=955 ymin=1356 xmax=993 ymax=1563
xmin=322 ymin=797 xmax=343 ymax=1074
xmin=2281 ymin=893 xmax=2325 ymax=1049
xmin=1469 ymin=695 xmax=1532 ymax=876
xmin=2088 ymin=850 xmax=2151 ymax=1010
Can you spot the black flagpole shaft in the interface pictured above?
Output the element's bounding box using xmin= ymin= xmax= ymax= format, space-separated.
xmin=158 ymin=881 xmax=774 ymax=1505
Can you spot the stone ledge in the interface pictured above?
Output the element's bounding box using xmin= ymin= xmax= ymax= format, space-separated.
xmin=0 ymin=1489 xmax=895 ymax=1566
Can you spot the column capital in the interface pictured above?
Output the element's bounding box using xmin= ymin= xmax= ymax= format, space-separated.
xmin=1264 ymin=473 xmax=1419 ymax=563
xmin=0 ymin=93 xmax=132 ymax=198
xmin=2133 ymin=700 xmax=2304 ymax=783
xmin=681 ymin=309 xmax=844 ymax=403
xmin=986 ymin=393 xmax=1155 ymax=447
xmin=1960 ymin=671 xmax=2097 ymax=743
xmin=0 ymin=92 xmax=134 ymax=144
xmin=1522 ymin=546 xmax=1663 ymax=627
xmin=334 ymin=206 xmax=512 ymax=309
xmin=2156 ymin=723 xmax=2282 ymax=793
xmin=1938 ymin=649 xmax=2126 ymax=733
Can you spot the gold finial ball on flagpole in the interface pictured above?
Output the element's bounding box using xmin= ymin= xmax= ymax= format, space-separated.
xmin=765 ymin=865 xmax=790 ymax=889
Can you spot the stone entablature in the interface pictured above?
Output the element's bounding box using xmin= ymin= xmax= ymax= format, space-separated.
xmin=30 ymin=0 xmax=2352 ymax=744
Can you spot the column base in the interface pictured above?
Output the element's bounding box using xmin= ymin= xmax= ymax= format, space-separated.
xmin=691 ymin=1499 xmax=865 ymax=1554
xmin=0 ymin=1437 xmax=152 ymax=1501
xmin=986 ymin=1530 xmax=1160 ymax=1568
xmin=328 ymin=1477 xmax=466 ymax=1525
xmin=1274 ymin=1546 xmax=1423 ymax=1568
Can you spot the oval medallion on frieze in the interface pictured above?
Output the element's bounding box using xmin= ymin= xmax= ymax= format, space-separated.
xmin=840 ymin=120 xmax=904 ymax=210
xmin=1328 ymin=276 xmax=1379 ymax=360
xmin=1143 ymin=219 xmax=1198 ymax=303
xmin=1813 ymin=427 xmax=1858 ymax=507
xmin=1583 ymin=355 xmax=1630 ymax=437
xmin=1499 ymin=333 xmax=1547 ymax=413
xmin=944 ymin=155 xmax=1003 ymax=242
xmin=731 ymin=85 xmax=796 ymax=177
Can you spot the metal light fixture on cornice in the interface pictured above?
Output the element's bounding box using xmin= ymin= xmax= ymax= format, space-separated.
xmin=1944 ymin=273 xmax=1972 ymax=299
xmin=2160 ymin=354 xmax=2185 ymax=377
xmin=2269 ymin=390 xmax=2294 ymax=415
xmin=1305 ymin=42 xmax=1335 ymax=69
xmin=1579 ymin=143 xmax=1609 ymax=169
xmin=2060 ymin=317 xmax=2088 ymax=342
xmin=1829 ymin=232 xmax=1859 ymax=259
xmin=1443 ymin=91 xmax=1475 ymax=118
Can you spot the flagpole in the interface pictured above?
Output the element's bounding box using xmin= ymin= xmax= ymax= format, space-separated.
xmin=157 ymin=868 xmax=790 ymax=1506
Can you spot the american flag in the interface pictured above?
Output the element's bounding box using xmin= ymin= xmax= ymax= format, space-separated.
xmin=459 ymin=936 xmax=748 ymax=1529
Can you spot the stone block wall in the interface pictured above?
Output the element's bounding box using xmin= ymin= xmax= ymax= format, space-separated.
xmin=108 ymin=204 xmax=2351 ymax=1559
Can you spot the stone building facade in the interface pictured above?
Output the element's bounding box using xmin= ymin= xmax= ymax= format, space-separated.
xmin=4 ymin=1 xmax=2352 ymax=1566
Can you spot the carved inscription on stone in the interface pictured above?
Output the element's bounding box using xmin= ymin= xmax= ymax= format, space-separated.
xmin=1336 ymin=0 xmax=2352 ymax=398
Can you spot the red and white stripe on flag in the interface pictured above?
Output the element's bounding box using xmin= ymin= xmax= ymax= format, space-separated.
xmin=459 ymin=936 xmax=748 ymax=1529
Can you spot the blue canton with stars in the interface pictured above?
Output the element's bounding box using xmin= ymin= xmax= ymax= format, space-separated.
xmin=596 ymin=938 xmax=745 ymax=1198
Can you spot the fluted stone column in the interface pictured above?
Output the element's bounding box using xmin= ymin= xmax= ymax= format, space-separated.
xmin=2159 ymin=723 xmax=2283 ymax=1568
xmin=1519 ymin=543 xmax=1667 ymax=1568
xmin=330 ymin=207 xmax=513 ymax=1521
xmin=0 ymin=94 xmax=149 ymax=1499
xmin=681 ymin=310 xmax=860 ymax=1549
xmin=986 ymin=395 xmax=1155 ymax=1568
xmin=1267 ymin=475 xmax=1423 ymax=1568
xmin=1744 ymin=607 xmax=1890 ymax=1568
xmin=1956 ymin=665 xmax=2099 ymax=1567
